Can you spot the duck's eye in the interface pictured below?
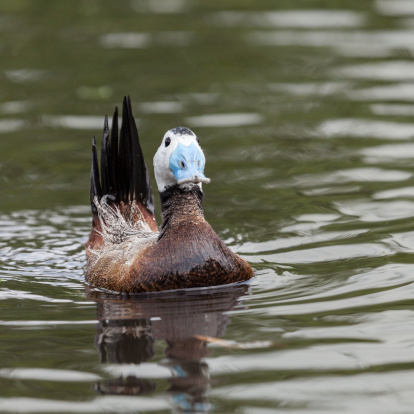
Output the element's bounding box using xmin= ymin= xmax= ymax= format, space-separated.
xmin=165 ymin=137 xmax=171 ymax=147
xmin=197 ymin=159 xmax=201 ymax=168
xmin=179 ymin=160 xmax=186 ymax=169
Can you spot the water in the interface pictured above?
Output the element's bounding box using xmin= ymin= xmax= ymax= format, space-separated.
xmin=1 ymin=0 xmax=414 ymax=412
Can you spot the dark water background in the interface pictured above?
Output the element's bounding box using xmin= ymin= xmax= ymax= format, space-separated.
xmin=1 ymin=1 xmax=414 ymax=412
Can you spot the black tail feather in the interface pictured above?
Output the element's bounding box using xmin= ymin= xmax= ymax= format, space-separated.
xmin=119 ymin=97 xmax=131 ymax=202
xmin=109 ymin=107 xmax=119 ymax=197
xmin=125 ymin=96 xmax=153 ymax=209
xmin=89 ymin=97 xmax=155 ymax=216
xmin=100 ymin=116 xmax=110 ymax=196
xmin=90 ymin=137 xmax=102 ymax=215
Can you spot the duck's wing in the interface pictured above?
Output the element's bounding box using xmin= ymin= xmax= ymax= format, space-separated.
xmin=87 ymin=97 xmax=157 ymax=251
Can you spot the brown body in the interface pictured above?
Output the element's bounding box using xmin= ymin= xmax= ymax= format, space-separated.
xmin=85 ymin=186 xmax=254 ymax=293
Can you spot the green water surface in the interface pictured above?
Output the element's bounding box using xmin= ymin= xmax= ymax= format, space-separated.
xmin=1 ymin=1 xmax=414 ymax=413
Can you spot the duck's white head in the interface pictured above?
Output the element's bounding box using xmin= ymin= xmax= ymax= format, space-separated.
xmin=153 ymin=127 xmax=210 ymax=192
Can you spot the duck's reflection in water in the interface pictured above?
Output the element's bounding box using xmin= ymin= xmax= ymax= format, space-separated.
xmin=86 ymin=284 xmax=249 ymax=412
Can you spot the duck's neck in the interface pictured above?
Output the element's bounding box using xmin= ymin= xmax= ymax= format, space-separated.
xmin=159 ymin=185 xmax=204 ymax=236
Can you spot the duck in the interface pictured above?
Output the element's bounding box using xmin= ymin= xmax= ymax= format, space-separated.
xmin=84 ymin=97 xmax=254 ymax=293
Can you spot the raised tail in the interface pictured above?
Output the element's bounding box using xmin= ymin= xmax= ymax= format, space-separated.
xmin=89 ymin=97 xmax=157 ymax=237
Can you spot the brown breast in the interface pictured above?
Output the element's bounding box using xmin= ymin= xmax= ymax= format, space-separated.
xmin=124 ymin=218 xmax=254 ymax=292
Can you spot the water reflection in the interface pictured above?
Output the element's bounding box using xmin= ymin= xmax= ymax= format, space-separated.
xmin=213 ymin=10 xmax=365 ymax=29
xmin=42 ymin=115 xmax=106 ymax=130
xmin=100 ymin=31 xmax=192 ymax=49
xmin=247 ymin=29 xmax=414 ymax=57
xmin=0 ymin=119 xmax=26 ymax=133
xmin=186 ymin=113 xmax=263 ymax=128
xmin=317 ymin=118 xmax=414 ymax=139
xmin=376 ymin=0 xmax=414 ymax=16
xmin=333 ymin=61 xmax=414 ymax=80
xmin=87 ymin=285 xmax=249 ymax=412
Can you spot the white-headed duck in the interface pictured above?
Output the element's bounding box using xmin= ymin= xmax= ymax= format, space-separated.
xmin=84 ymin=97 xmax=254 ymax=293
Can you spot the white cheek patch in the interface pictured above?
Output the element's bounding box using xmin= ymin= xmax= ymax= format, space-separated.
xmin=153 ymin=146 xmax=175 ymax=192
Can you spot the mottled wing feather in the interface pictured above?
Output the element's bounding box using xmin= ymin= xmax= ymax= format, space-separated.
xmin=87 ymin=98 xmax=157 ymax=253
